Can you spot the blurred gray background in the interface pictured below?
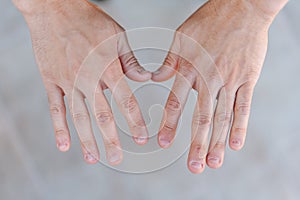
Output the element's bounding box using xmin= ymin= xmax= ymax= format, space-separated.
xmin=1 ymin=0 xmax=300 ymax=199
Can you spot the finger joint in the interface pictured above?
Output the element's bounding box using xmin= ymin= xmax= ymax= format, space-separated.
xmin=95 ymin=111 xmax=113 ymax=125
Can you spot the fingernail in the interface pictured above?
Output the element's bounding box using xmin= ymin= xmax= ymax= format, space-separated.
xmin=85 ymin=153 xmax=97 ymax=162
xmin=159 ymin=135 xmax=170 ymax=147
xmin=109 ymin=153 xmax=121 ymax=164
xmin=57 ymin=139 xmax=69 ymax=151
xmin=190 ymin=160 xmax=204 ymax=170
xmin=208 ymin=156 xmax=220 ymax=165
xmin=231 ymin=139 xmax=241 ymax=147
xmin=134 ymin=136 xmax=147 ymax=144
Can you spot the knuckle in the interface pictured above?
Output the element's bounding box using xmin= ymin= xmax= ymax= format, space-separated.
xmin=130 ymin=119 xmax=146 ymax=129
xmin=164 ymin=53 xmax=177 ymax=67
xmin=55 ymin=129 xmax=67 ymax=136
xmin=193 ymin=144 xmax=208 ymax=157
xmin=166 ymin=96 xmax=181 ymax=112
xmin=216 ymin=113 xmax=232 ymax=123
xmin=205 ymin=67 xmax=220 ymax=84
xmin=192 ymin=114 xmax=212 ymax=126
xmin=72 ymin=112 xmax=90 ymax=122
xmin=105 ymin=69 xmax=123 ymax=83
xmin=247 ymin=67 xmax=261 ymax=79
xmin=121 ymin=96 xmax=138 ymax=113
xmin=162 ymin=122 xmax=176 ymax=133
xmin=103 ymin=136 xmax=119 ymax=148
xmin=236 ymin=102 xmax=251 ymax=115
xmin=95 ymin=111 xmax=113 ymax=125
xmin=178 ymin=64 xmax=196 ymax=80
xmin=50 ymin=104 xmax=65 ymax=115
xmin=123 ymin=53 xmax=138 ymax=67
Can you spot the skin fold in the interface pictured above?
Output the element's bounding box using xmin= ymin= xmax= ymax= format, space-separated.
xmin=12 ymin=0 xmax=152 ymax=165
xmin=152 ymin=0 xmax=288 ymax=174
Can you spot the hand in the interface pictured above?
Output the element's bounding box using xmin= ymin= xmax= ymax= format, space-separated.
xmin=152 ymin=0 xmax=282 ymax=173
xmin=15 ymin=0 xmax=151 ymax=165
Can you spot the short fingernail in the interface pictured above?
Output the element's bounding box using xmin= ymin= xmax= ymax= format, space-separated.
xmin=109 ymin=153 xmax=121 ymax=164
xmin=190 ymin=160 xmax=204 ymax=170
xmin=159 ymin=135 xmax=171 ymax=147
xmin=57 ymin=139 xmax=69 ymax=151
xmin=208 ymin=156 xmax=220 ymax=165
xmin=85 ymin=153 xmax=97 ymax=162
xmin=134 ymin=136 xmax=147 ymax=144
xmin=231 ymin=139 xmax=241 ymax=147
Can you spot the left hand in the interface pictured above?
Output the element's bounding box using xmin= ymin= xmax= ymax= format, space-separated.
xmin=14 ymin=0 xmax=151 ymax=165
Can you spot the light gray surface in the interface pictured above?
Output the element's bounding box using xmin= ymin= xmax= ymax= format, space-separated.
xmin=1 ymin=0 xmax=300 ymax=200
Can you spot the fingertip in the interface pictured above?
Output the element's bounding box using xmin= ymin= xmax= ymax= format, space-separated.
xmin=229 ymin=139 xmax=244 ymax=151
xmin=84 ymin=152 xmax=99 ymax=164
xmin=56 ymin=137 xmax=70 ymax=152
xmin=57 ymin=143 xmax=70 ymax=152
xmin=109 ymin=159 xmax=122 ymax=166
xmin=133 ymin=136 xmax=148 ymax=145
xmin=188 ymin=160 xmax=206 ymax=174
xmin=151 ymin=65 xmax=175 ymax=82
xmin=108 ymin=152 xmax=123 ymax=166
xmin=126 ymin=67 xmax=152 ymax=82
xmin=206 ymin=154 xmax=223 ymax=169
xmin=158 ymin=134 xmax=172 ymax=149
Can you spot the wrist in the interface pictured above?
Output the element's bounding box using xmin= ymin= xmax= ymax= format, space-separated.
xmin=248 ymin=0 xmax=289 ymax=19
xmin=12 ymin=0 xmax=46 ymax=14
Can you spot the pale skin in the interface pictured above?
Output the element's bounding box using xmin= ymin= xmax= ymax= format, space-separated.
xmin=152 ymin=0 xmax=288 ymax=173
xmin=12 ymin=0 xmax=152 ymax=165
xmin=12 ymin=0 xmax=288 ymax=172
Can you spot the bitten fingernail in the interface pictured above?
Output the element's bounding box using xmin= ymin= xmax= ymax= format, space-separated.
xmin=85 ymin=153 xmax=97 ymax=162
xmin=134 ymin=136 xmax=147 ymax=144
xmin=57 ymin=139 xmax=69 ymax=151
xmin=109 ymin=153 xmax=121 ymax=164
xmin=208 ymin=156 xmax=220 ymax=165
xmin=190 ymin=160 xmax=204 ymax=170
xmin=159 ymin=136 xmax=170 ymax=147
xmin=231 ymin=139 xmax=241 ymax=147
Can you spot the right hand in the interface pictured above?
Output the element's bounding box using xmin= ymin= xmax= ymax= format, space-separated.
xmin=15 ymin=0 xmax=151 ymax=165
xmin=152 ymin=0 xmax=278 ymax=173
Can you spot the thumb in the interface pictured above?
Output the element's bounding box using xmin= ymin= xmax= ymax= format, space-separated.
xmin=152 ymin=34 xmax=181 ymax=82
xmin=151 ymin=51 xmax=179 ymax=82
xmin=118 ymin=32 xmax=152 ymax=82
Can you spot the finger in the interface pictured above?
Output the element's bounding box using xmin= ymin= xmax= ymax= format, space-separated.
xmin=152 ymin=35 xmax=180 ymax=82
xmin=46 ymin=84 xmax=70 ymax=152
xmin=207 ymin=87 xmax=235 ymax=169
xmin=152 ymin=52 xmax=179 ymax=82
xmin=104 ymin=60 xmax=148 ymax=145
xmin=158 ymin=65 xmax=195 ymax=148
xmin=229 ymin=82 xmax=255 ymax=151
xmin=67 ymin=89 xmax=100 ymax=164
xmin=88 ymin=86 xmax=123 ymax=165
xmin=188 ymin=86 xmax=214 ymax=174
xmin=118 ymin=32 xmax=152 ymax=82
